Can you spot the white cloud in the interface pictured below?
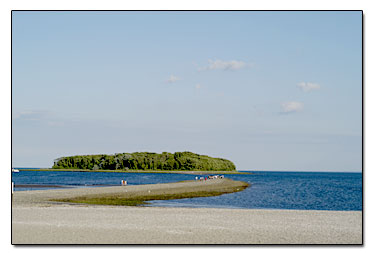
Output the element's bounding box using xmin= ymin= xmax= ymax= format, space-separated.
xmin=281 ymin=101 xmax=304 ymax=113
xmin=166 ymin=75 xmax=180 ymax=83
xmin=199 ymin=59 xmax=247 ymax=71
xmin=296 ymin=82 xmax=320 ymax=92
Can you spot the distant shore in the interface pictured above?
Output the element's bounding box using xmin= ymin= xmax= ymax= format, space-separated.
xmin=17 ymin=168 xmax=252 ymax=174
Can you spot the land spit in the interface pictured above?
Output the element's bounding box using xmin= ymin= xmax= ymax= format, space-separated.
xmin=12 ymin=179 xmax=362 ymax=244
xmin=12 ymin=178 xmax=249 ymax=207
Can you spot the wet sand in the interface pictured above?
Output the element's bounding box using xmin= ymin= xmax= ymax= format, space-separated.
xmin=12 ymin=180 xmax=362 ymax=244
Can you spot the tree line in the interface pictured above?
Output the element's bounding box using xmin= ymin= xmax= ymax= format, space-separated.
xmin=52 ymin=151 xmax=236 ymax=171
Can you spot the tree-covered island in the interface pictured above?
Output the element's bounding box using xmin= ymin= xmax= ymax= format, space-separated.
xmin=52 ymin=151 xmax=237 ymax=172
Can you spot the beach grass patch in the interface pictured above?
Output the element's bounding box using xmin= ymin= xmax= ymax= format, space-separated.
xmin=51 ymin=180 xmax=250 ymax=206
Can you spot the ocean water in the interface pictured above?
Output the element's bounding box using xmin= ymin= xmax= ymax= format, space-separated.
xmin=12 ymin=170 xmax=362 ymax=211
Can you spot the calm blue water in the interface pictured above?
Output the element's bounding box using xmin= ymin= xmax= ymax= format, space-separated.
xmin=12 ymin=169 xmax=362 ymax=211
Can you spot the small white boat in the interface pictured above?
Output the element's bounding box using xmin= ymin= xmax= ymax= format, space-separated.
xmin=12 ymin=168 xmax=19 ymax=173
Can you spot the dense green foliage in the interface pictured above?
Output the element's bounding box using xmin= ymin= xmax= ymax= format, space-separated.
xmin=52 ymin=151 xmax=236 ymax=171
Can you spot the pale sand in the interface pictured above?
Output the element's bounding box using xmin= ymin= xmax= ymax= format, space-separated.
xmin=12 ymin=180 xmax=362 ymax=244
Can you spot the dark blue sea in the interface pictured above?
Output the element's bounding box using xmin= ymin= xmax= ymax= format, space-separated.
xmin=12 ymin=169 xmax=362 ymax=211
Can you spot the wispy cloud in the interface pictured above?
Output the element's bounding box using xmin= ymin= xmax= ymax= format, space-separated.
xmin=12 ymin=110 xmax=66 ymax=127
xmin=281 ymin=101 xmax=304 ymax=113
xmin=166 ymin=75 xmax=180 ymax=83
xmin=12 ymin=110 xmax=50 ymax=121
xmin=296 ymin=82 xmax=320 ymax=92
xmin=199 ymin=59 xmax=248 ymax=71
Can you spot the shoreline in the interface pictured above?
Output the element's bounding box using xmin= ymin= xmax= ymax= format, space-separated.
xmin=13 ymin=183 xmax=362 ymax=211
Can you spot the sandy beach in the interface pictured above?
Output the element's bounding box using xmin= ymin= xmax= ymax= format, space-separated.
xmin=12 ymin=180 xmax=362 ymax=244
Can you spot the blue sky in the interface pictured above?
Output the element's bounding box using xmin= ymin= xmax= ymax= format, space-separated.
xmin=12 ymin=11 xmax=362 ymax=171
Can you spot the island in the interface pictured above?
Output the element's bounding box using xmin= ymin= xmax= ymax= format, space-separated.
xmin=52 ymin=151 xmax=237 ymax=172
xmin=12 ymin=152 xmax=362 ymax=244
